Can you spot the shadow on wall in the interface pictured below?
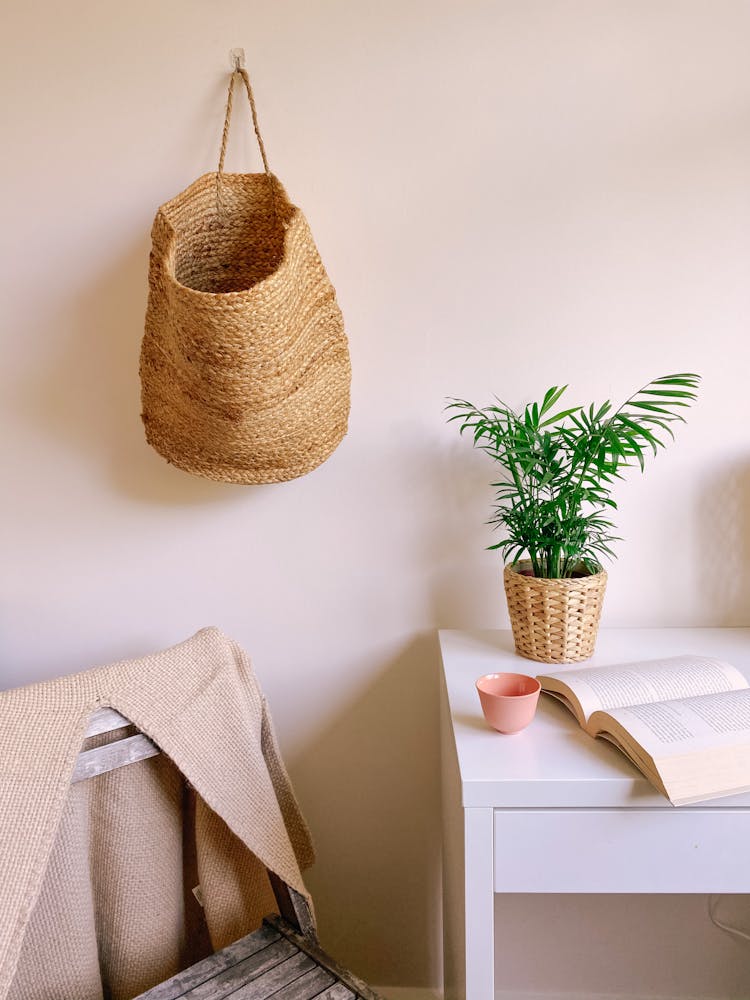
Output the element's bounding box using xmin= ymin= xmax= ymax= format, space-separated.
xmin=426 ymin=436 xmax=508 ymax=629
xmin=17 ymin=236 xmax=243 ymax=507
xmin=698 ymin=461 xmax=750 ymax=625
xmin=288 ymin=633 xmax=442 ymax=988
xmin=278 ymin=437 xmax=508 ymax=988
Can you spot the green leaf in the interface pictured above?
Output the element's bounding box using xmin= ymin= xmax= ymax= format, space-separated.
xmin=616 ymin=414 xmax=664 ymax=454
xmin=539 ymin=406 xmax=582 ymax=428
xmin=540 ymin=385 xmax=568 ymax=415
xmin=651 ymin=374 xmax=701 ymax=384
xmin=593 ymin=400 xmax=613 ymax=423
xmin=640 ymin=390 xmax=696 ymax=399
xmin=628 ymin=400 xmax=685 ymax=415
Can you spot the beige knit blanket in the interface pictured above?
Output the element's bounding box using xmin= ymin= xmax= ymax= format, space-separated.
xmin=0 ymin=628 xmax=314 ymax=1000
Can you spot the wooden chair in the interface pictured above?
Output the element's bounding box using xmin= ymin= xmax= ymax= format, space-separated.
xmin=77 ymin=708 xmax=382 ymax=1000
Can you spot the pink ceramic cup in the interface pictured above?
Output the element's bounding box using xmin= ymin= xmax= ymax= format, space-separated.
xmin=476 ymin=672 xmax=541 ymax=734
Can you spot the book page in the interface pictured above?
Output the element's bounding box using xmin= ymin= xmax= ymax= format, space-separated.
xmin=541 ymin=655 xmax=747 ymax=723
xmin=598 ymin=688 xmax=750 ymax=758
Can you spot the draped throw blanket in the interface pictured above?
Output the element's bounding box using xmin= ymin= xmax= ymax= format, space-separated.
xmin=0 ymin=628 xmax=314 ymax=1000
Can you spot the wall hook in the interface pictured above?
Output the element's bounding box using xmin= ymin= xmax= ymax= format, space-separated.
xmin=230 ymin=48 xmax=245 ymax=73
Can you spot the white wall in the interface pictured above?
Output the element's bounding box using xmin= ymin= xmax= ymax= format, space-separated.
xmin=2 ymin=1 xmax=750 ymax=995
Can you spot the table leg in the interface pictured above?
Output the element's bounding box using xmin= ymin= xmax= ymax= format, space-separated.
xmin=465 ymin=807 xmax=494 ymax=1000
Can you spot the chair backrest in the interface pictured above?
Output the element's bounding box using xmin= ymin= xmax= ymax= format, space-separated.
xmin=73 ymin=708 xmax=159 ymax=782
xmin=75 ymin=709 xmax=316 ymax=940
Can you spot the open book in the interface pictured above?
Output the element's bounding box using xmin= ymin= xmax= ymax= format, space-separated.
xmin=538 ymin=655 xmax=750 ymax=806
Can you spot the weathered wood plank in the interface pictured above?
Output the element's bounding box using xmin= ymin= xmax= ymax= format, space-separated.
xmin=268 ymin=873 xmax=317 ymax=941
xmin=311 ymin=982 xmax=356 ymax=1000
xmin=288 ymin=888 xmax=317 ymax=941
xmin=134 ymin=925 xmax=282 ymax=1000
xmin=85 ymin=707 xmax=132 ymax=737
xmin=265 ymin=917 xmax=385 ymax=1000
xmin=136 ymin=918 xmax=376 ymax=1000
xmin=71 ymin=732 xmax=160 ymax=783
xmin=181 ymin=941 xmax=308 ymax=1000
xmin=255 ymin=965 xmax=334 ymax=1000
xmin=184 ymin=950 xmax=315 ymax=1000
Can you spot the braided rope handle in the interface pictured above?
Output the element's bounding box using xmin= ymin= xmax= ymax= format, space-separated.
xmin=216 ymin=67 xmax=280 ymax=220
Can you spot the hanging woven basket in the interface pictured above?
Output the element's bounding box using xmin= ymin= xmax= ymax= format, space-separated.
xmin=140 ymin=67 xmax=351 ymax=484
xmin=503 ymin=561 xmax=608 ymax=664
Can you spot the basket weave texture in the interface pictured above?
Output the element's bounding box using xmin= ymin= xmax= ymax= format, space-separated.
xmin=504 ymin=562 xmax=608 ymax=664
xmin=140 ymin=69 xmax=350 ymax=485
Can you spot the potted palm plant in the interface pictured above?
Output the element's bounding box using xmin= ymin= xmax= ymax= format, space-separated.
xmin=447 ymin=373 xmax=700 ymax=663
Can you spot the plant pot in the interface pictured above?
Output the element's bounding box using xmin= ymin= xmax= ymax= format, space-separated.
xmin=503 ymin=560 xmax=608 ymax=664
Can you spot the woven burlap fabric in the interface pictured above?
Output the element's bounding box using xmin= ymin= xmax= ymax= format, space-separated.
xmin=0 ymin=628 xmax=314 ymax=1000
xmin=140 ymin=68 xmax=351 ymax=484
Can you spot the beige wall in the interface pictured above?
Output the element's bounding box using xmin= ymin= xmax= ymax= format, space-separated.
xmin=2 ymin=1 xmax=750 ymax=994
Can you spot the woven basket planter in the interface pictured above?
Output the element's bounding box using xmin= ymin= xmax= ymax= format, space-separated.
xmin=140 ymin=68 xmax=350 ymax=485
xmin=504 ymin=561 xmax=608 ymax=664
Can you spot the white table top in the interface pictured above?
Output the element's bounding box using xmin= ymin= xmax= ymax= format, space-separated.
xmin=439 ymin=628 xmax=750 ymax=809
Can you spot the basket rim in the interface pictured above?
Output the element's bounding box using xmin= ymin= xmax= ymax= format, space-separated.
xmin=155 ymin=172 xmax=302 ymax=300
xmin=504 ymin=560 xmax=608 ymax=583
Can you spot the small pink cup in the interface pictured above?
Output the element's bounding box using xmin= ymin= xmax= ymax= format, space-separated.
xmin=476 ymin=672 xmax=541 ymax=734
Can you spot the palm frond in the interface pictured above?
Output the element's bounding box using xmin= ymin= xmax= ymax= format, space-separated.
xmin=445 ymin=374 xmax=700 ymax=578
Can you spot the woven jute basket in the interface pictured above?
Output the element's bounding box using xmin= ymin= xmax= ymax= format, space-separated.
xmin=140 ymin=68 xmax=351 ymax=484
xmin=504 ymin=561 xmax=608 ymax=664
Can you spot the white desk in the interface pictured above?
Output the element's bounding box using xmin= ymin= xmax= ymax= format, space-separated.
xmin=439 ymin=628 xmax=750 ymax=1000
